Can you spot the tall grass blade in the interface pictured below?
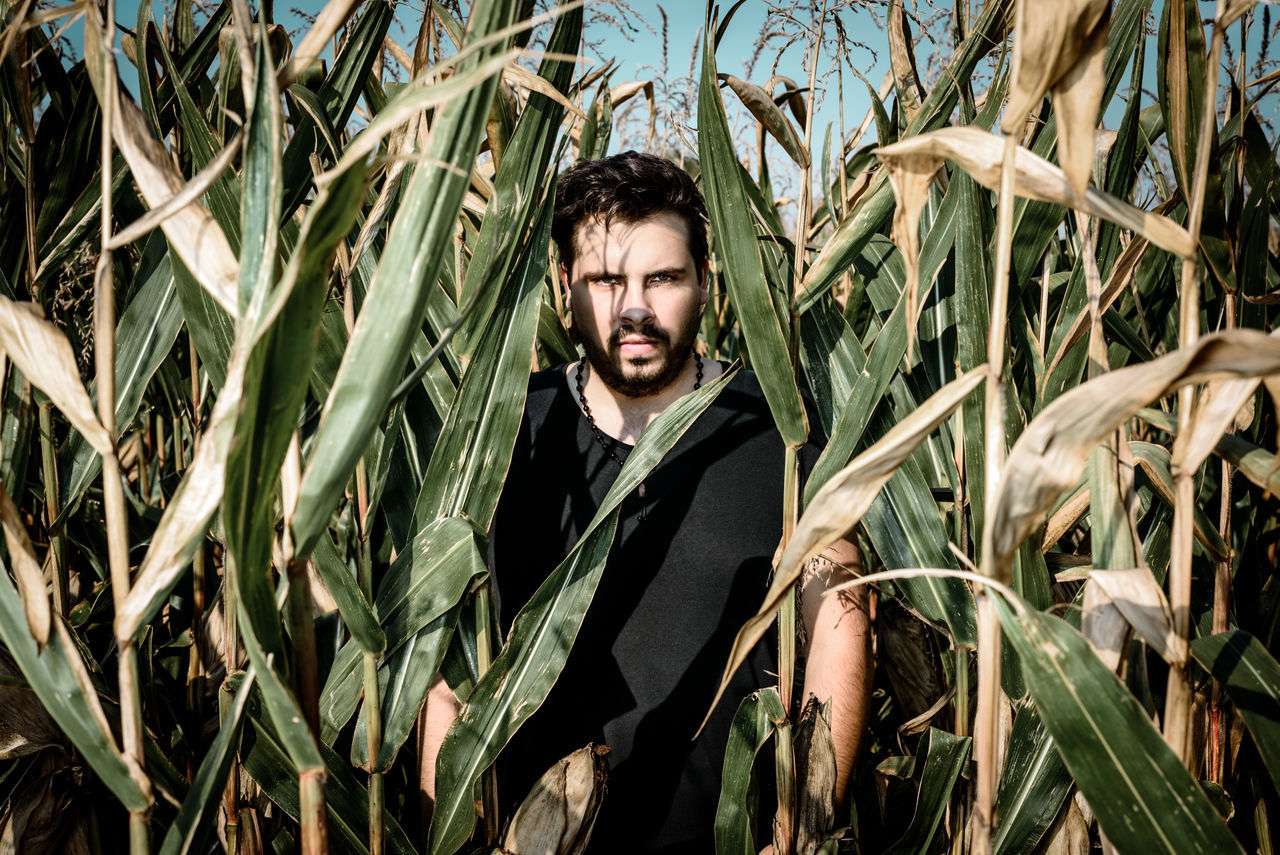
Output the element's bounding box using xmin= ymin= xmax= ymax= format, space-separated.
xmin=714 ymin=688 xmax=786 ymax=855
xmin=996 ymin=601 xmax=1246 ymax=854
xmin=884 ymin=728 xmax=971 ymax=855
xmin=1192 ymin=630 xmax=1280 ymax=792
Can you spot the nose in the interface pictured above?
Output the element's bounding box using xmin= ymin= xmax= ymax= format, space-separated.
xmin=617 ymin=281 xmax=654 ymax=326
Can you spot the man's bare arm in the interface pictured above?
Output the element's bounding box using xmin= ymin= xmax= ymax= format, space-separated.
xmin=797 ymin=537 xmax=872 ymax=806
xmin=418 ymin=673 xmax=462 ymax=817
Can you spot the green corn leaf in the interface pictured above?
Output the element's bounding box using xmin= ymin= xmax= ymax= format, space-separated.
xmin=885 ymin=728 xmax=971 ymax=855
xmin=0 ymin=568 xmax=149 ymax=812
xmin=430 ymin=369 xmax=737 ymax=854
xmin=411 ymin=193 xmax=553 ymax=533
xmin=997 ymin=603 xmax=1246 ymax=855
xmin=992 ymin=708 xmax=1072 ymax=855
xmin=290 ymin=0 xmax=519 ymax=560
xmin=797 ymin=0 xmax=1013 ymax=312
xmin=158 ymin=667 xmax=256 ymax=855
xmin=698 ymin=12 xmax=806 ymax=447
xmin=353 ymin=605 xmax=461 ymax=772
xmin=240 ymin=688 xmax=418 ymax=855
xmin=714 ymin=688 xmax=786 ymax=855
xmin=453 ymin=0 xmax=580 ymax=356
xmin=1191 ymin=631 xmax=1280 ymax=794
xmin=311 ymin=531 xmax=385 ymax=656
xmin=60 ymin=235 xmax=182 ymax=517
xmin=346 ymin=517 xmax=488 ymax=767
xmin=281 ymin=0 xmax=394 ymax=219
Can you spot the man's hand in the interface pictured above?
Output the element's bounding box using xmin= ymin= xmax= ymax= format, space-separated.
xmin=797 ymin=537 xmax=872 ymax=806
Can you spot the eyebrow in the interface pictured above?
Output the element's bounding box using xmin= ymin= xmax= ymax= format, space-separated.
xmin=577 ymin=266 xmax=688 ymax=280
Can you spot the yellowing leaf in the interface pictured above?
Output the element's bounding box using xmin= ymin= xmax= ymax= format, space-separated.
xmin=985 ymin=330 xmax=1280 ymax=583
xmin=879 ymin=150 xmax=939 ymax=366
xmin=0 ymin=299 xmax=112 ymax=456
xmin=876 ymin=127 xmax=1195 ymax=259
xmin=83 ymin=17 xmax=239 ymax=319
xmin=1087 ymin=568 xmax=1187 ymax=667
xmin=719 ymin=73 xmax=810 ymax=168
xmin=1001 ymin=0 xmax=1111 ymax=195
xmin=0 ymin=482 xmax=49 ymax=649
xmin=889 ymin=0 xmax=926 ymax=121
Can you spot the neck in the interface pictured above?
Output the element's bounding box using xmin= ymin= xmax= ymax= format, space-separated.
xmin=570 ymin=354 xmax=721 ymax=444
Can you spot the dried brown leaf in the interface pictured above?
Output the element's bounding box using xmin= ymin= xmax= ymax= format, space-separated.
xmin=0 ymin=483 xmax=48 ymax=649
xmin=1087 ymin=568 xmax=1187 ymax=666
xmin=1172 ymin=334 xmax=1279 ymax=473
xmin=719 ymin=73 xmax=810 ymax=168
xmin=1081 ymin=575 xmax=1128 ymax=672
xmin=708 ymin=365 xmax=987 ymax=725
xmin=1003 ymin=0 xmax=1110 ymax=195
xmin=795 ymin=698 xmax=837 ymax=855
xmin=888 ymin=0 xmax=925 ymax=121
xmin=277 ymin=0 xmax=363 ymax=87
xmin=876 ymin=127 xmax=1195 ymax=259
xmin=83 ymin=19 xmax=239 ymax=318
xmin=505 ymin=62 xmax=588 ymax=120
xmin=986 ymin=330 xmax=1280 ymax=583
xmin=0 ymin=299 xmax=112 ymax=457
xmin=880 ymin=152 xmax=941 ymax=365
xmin=766 ymin=75 xmax=807 ymax=127
xmin=1046 ymin=236 xmax=1150 ymax=378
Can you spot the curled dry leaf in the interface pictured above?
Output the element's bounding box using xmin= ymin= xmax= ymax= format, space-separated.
xmin=504 ymin=62 xmax=588 ymax=120
xmin=83 ymin=13 xmax=239 ymax=319
xmin=1086 ymin=568 xmax=1187 ymax=667
xmin=609 ymin=80 xmax=655 ymax=149
xmin=876 ymin=127 xmax=1195 ymax=260
xmin=0 ymin=299 xmax=112 ymax=457
xmin=985 ymin=330 xmax=1280 ymax=584
xmin=719 ymin=73 xmax=810 ymax=168
xmin=1046 ymin=236 xmax=1150 ymax=378
xmin=0 ymin=483 xmax=49 ymax=649
xmin=501 ymin=744 xmax=608 ymax=855
xmin=888 ymin=0 xmax=926 ymax=121
xmin=276 ymin=0 xmax=363 ymax=87
xmin=1001 ymin=0 xmax=1111 ymax=196
xmin=116 ymin=353 xmax=246 ymax=642
xmin=1081 ymin=576 xmax=1128 ymax=673
xmin=879 ymin=150 xmax=939 ymax=366
xmin=1172 ymin=329 xmax=1280 ymax=474
xmin=765 ymin=75 xmax=808 ymax=127
xmin=707 ymin=365 xmax=987 ymax=725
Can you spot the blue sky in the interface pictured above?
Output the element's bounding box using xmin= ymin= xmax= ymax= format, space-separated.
xmin=100 ymin=0 xmax=1272 ymax=181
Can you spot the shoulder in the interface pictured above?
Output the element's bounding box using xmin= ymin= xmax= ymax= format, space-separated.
xmin=522 ymin=364 xmax=575 ymax=426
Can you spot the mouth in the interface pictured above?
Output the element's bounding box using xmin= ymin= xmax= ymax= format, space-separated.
xmin=617 ymin=337 xmax=661 ymax=356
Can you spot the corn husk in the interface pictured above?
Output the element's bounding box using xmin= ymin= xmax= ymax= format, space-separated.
xmin=1002 ymin=0 xmax=1112 ymax=196
xmin=501 ymin=744 xmax=609 ymax=855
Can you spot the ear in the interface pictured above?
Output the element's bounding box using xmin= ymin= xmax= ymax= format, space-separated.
xmin=698 ymin=261 xmax=710 ymax=306
xmin=560 ymin=262 xmax=572 ymax=300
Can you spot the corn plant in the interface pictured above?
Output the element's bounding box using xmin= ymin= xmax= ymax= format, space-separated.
xmin=0 ymin=0 xmax=1276 ymax=852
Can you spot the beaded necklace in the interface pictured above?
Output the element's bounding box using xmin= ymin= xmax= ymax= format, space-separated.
xmin=574 ymin=354 xmax=704 ymax=518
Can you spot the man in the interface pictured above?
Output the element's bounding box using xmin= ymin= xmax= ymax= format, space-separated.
xmin=424 ymin=152 xmax=870 ymax=851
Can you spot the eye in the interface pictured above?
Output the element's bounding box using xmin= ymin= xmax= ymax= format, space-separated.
xmin=648 ymin=272 xmax=675 ymax=285
xmin=590 ymin=275 xmax=621 ymax=288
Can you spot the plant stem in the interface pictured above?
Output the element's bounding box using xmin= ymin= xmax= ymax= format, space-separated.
xmin=363 ymin=652 xmax=384 ymax=855
xmin=286 ymin=558 xmax=321 ymax=736
xmin=39 ymin=404 xmax=67 ymax=616
xmin=475 ymin=585 xmax=500 ymax=844
xmin=1165 ymin=0 xmax=1230 ymax=770
xmin=96 ymin=0 xmax=151 ymax=845
xmin=772 ymin=716 xmax=795 ymax=855
xmin=299 ymin=769 xmax=330 ymax=855
xmin=973 ymin=110 xmax=1019 ymax=855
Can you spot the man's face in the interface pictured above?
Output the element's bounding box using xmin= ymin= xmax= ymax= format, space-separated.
xmin=565 ymin=212 xmax=708 ymax=398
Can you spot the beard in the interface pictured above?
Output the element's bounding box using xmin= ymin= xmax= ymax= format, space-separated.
xmin=578 ymin=311 xmax=702 ymax=399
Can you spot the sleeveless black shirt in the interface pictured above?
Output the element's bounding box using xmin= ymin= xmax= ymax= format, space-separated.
xmin=489 ymin=365 xmax=821 ymax=852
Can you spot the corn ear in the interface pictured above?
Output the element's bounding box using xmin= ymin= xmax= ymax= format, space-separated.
xmin=500 ymin=744 xmax=609 ymax=855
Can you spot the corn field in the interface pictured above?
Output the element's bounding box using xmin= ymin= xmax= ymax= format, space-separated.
xmin=0 ymin=0 xmax=1277 ymax=850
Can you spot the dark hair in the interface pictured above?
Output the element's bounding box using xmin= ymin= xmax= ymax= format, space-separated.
xmin=552 ymin=151 xmax=708 ymax=279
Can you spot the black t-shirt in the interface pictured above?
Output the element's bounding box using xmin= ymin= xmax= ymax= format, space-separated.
xmin=489 ymin=365 xmax=821 ymax=852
